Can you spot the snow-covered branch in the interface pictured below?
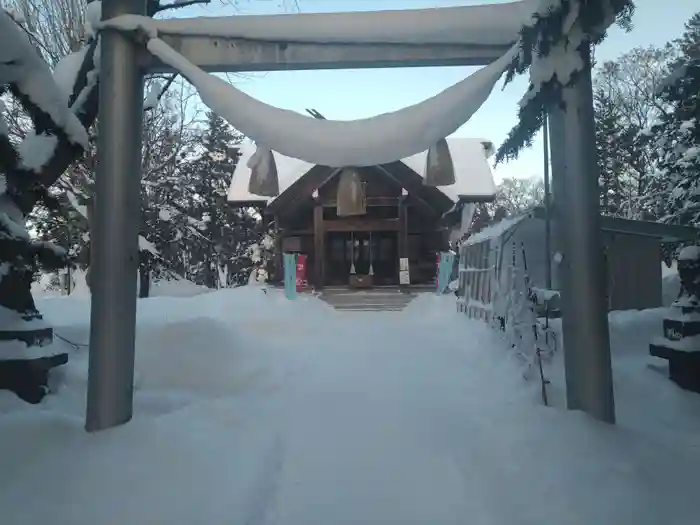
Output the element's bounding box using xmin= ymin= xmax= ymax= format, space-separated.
xmin=154 ymin=0 xmax=211 ymax=13
xmin=495 ymin=0 xmax=636 ymax=164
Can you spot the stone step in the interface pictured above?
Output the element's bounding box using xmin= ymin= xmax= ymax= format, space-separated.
xmin=333 ymin=305 xmax=407 ymax=312
xmin=320 ymin=289 xmax=416 ymax=312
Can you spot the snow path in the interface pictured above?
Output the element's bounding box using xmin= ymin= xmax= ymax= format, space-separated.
xmin=1 ymin=290 xmax=699 ymax=524
xmin=246 ymin=306 xmax=694 ymax=525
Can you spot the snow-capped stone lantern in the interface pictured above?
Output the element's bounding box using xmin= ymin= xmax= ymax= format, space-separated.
xmin=650 ymin=245 xmax=700 ymax=393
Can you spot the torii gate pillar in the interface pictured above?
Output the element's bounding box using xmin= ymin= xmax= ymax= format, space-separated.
xmin=86 ymin=4 xmax=615 ymax=430
xmin=86 ymin=0 xmax=146 ymax=432
xmin=548 ymin=46 xmax=615 ymax=424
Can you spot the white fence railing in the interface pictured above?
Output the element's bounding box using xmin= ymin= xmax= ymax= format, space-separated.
xmin=457 ymin=235 xmax=559 ymax=395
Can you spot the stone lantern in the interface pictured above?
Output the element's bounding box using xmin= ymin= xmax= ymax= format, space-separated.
xmin=650 ymin=245 xmax=700 ymax=392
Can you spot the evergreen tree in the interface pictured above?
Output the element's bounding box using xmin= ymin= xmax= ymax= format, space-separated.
xmin=593 ymin=45 xmax=677 ymax=218
xmin=647 ymin=58 xmax=700 ymax=225
xmin=594 ymin=88 xmax=633 ymax=216
xmin=674 ymin=12 xmax=700 ymax=59
xmin=647 ymin=14 xmax=700 ymax=228
xmin=470 ymin=203 xmax=492 ymax=234
xmin=177 ymin=112 xmax=261 ymax=288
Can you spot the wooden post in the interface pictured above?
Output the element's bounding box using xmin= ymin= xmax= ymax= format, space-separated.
xmin=398 ymin=196 xmax=408 ymax=259
xmin=273 ymin=215 xmax=283 ymax=284
xmin=313 ymin=200 xmax=325 ymax=289
xmin=398 ymin=196 xmax=409 ymax=288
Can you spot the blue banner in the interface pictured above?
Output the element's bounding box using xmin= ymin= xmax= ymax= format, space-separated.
xmin=436 ymin=251 xmax=455 ymax=294
xmin=283 ymin=253 xmax=297 ymax=300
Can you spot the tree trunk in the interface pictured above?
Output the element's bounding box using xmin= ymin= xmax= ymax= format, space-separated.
xmin=139 ymin=270 xmax=151 ymax=298
xmin=138 ymin=252 xmax=151 ymax=298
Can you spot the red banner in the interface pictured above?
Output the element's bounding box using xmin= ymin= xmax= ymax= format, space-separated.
xmin=296 ymin=254 xmax=308 ymax=292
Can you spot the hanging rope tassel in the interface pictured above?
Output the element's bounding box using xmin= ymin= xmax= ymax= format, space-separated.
xmin=424 ymin=138 xmax=456 ymax=187
xmin=350 ymin=232 xmax=356 ymax=274
xmin=369 ymin=232 xmax=374 ymax=276
xmin=247 ymin=145 xmax=280 ymax=197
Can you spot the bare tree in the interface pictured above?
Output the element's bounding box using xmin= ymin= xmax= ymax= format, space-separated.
xmin=490 ymin=176 xmax=545 ymax=217
xmin=4 ymin=0 xmax=87 ymax=65
xmin=1 ymin=0 xmax=307 ymax=401
xmin=0 ymin=0 xmax=204 ymax=402
xmin=593 ymin=45 xmax=678 ymax=215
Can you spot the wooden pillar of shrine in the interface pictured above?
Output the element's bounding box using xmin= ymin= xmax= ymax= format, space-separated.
xmin=273 ymin=215 xmax=283 ymax=283
xmin=398 ymin=195 xmax=408 ymax=259
xmin=313 ymin=200 xmax=325 ymax=289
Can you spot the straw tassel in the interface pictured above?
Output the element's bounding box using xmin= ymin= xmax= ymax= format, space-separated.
xmin=424 ymin=138 xmax=456 ymax=187
xmin=350 ymin=232 xmax=356 ymax=274
xmin=247 ymin=145 xmax=280 ymax=197
xmin=336 ymin=168 xmax=366 ymax=217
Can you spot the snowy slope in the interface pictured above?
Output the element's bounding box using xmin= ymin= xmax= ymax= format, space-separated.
xmin=543 ymin=308 xmax=700 ymax=444
xmin=31 ymin=272 xmax=210 ymax=299
xmin=0 ymin=290 xmax=698 ymax=524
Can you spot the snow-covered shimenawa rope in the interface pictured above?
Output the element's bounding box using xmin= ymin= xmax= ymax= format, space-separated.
xmin=495 ymin=0 xmax=635 ymax=164
xmin=98 ymin=15 xmax=518 ymax=196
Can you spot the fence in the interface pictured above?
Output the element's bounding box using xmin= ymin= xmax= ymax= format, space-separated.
xmin=456 ymin=238 xmax=495 ymax=321
xmin=456 ymin=216 xmax=559 ymax=386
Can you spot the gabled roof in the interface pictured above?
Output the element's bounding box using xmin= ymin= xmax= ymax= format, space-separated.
xmin=227 ymin=137 xmax=496 ymax=205
xmin=464 ymin=206 xmax=700 ymax=246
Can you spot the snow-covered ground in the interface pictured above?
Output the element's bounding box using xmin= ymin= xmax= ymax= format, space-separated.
xmin=1 ymin=288 xmax=699 ymax=524
xmin=662 ymin=260 xmax=681 ymax=306
xmin=32 ymin=270 xmax=210 ymax=299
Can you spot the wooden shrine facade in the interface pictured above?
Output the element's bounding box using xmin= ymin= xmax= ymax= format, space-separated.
xmin=247 ymin=161 xmax=467 ymax=290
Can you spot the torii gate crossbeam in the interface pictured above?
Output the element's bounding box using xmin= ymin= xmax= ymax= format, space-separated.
xmin=86 ymin=0 xmax=614 ymax=431
xmin=148 ymin=34 xmax=512 ymax=72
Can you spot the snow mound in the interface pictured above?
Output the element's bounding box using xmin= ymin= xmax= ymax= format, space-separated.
xmin=679 ymin=245 xmax=700 ymax=261
xmin=545 ymin=307 xmax=700 ymax=443
xmin=663 ymin=272 xmax=681 ymax=306
xmin=133 ymin=317 xmax=249 ymax=394
xmin=149 ymin=277 xmax=209 ymax=298
xmin=31 ymin=272 xmax=210 ymax=299
xmin=402 ymin=291 xmax=447 ymax=318
xmin=0 ymin=398 xmax=285 ymax=525
xmin=662 ymin=261 xmax=681 ymax=306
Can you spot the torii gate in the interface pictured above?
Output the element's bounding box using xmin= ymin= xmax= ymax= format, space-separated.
xmin=86 ymin=0 xmax=614 ymax=431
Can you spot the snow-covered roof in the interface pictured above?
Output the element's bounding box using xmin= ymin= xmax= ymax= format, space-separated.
xmin=464 ymin=213 xmax=530 ymax=246
xmin=227 ymin=137 xmax=497 ymax=205
xmin=401 ymin=139 xmax=496 ymax=202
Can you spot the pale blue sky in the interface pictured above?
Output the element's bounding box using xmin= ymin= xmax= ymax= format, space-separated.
xmin=177 ymin=0 xmax=699 ymax=182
